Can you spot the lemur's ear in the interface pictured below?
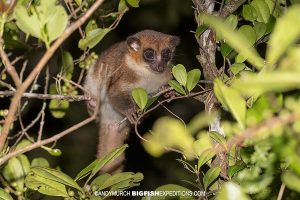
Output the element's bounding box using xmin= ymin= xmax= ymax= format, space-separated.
xmin=170 ymin=36 xmax=180 ymax=47
xmin=126 ymin=36 xmax=141 ymax=52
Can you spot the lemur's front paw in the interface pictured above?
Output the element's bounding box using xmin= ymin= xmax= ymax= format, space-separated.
xmin=86 ymin=98 xmax=97 ymax=115
xmin=125 ymin=107 xmax=140 ymax=125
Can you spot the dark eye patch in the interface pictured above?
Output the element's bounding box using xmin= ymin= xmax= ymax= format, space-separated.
xmin=143 ymin=48 xmax=155 ymax=61
xmin=161 ymin=48 xmax=171 ymax=62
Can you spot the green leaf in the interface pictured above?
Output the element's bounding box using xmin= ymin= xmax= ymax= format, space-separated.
xmin=85 ymin=20 xmax=98 ymax=34
xmin=132 ymin=88 xmax=148 ymax=111
xmin=79 ymin=28 xmax=111 ymax=50
xmin=197 ymin=148 xmax=216 ymax=169
xmin=202 ymin=14 xmax=265 ymax=69
xmin=14 ymin=0 xmax=68 ymax=47
xmin=216 ymin=182 xmax=251 ymax=200
xmin=279 ymin=47 xmax=300 ymax=71
xmin=195 ymin=25 xmax=208 ymax=37
xmin=254 ymin=22 xmax=267 ymax=41
xmin=217 ymin=15 xmax=238 ymax=40
xmin=238 ymin=25 xmax=257 ymax=47
xmin=224 ymin=15 xmax=238 ymax=30
xmin=31 ymin=158 xmax=50 ymax=168
xmin=25 ymin=172 xmax=68 ymax=197
xmin=2 ymin=157 xmax=25 ymax=192
xmin=203 ymin=167 xmax=221 ymax=190
xmin=15 ymin=139 xmax=31 ymax=150
xmin=168 ymin=80 xmax=186 ymax=95
xmin=31 ymin=167 xmax=82 ymax=192
xmin=0 ymin=188 xmax=13 ymax=200
xmin=58 ymin=51 xmax=74 ymax=80
xmin=145 ymin=96 xmax=158 ymax=110
xmin=231 ymin=63 xmax=246 ymax=75
xmin=214 ymin=79 xmax=246 ymax=128
xmin=186 ymin=69 xmax=201 ymax=92
xmin=118 ymin=0 xmax=129 ymax=12
xmin=91 ymin=172 xmax=143 ymax=191
xmin=209 ymin=131 xmax=226 ymax=145
xmin=74 ymin=0 xmax=82 ymax=6
xmin=232 ymin=71 xmax=300 ymax=96
xmin=251 ymin=0 xmax=270 ymax=23
xmin=228 ymin=164 xmax=246 ymax=178
xmin=267 ymin=5 xmax=300 ymax=65
xmin=282 ymin=171 xmax=300 ymax=192
xmin=172 ymin=64 xmax=187 ymax=86
xmin=87 ymin=144 xmax=128 ymax=184
xmin=126 ymin=0 xmax=140 ymax=7
xmin=220 ymin=43 xmax=233 ymax=58
xmin=17 ymin=155 xmax=30 ymax=176
xmin=75 ymin=159 xmax=99 ymax=181
xmin=242 ymin=5 xmax=258 ymax=21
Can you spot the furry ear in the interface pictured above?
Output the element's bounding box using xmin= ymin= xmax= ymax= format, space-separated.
xmin=170 ymin=36 xmax=180 ymax=47
xmin=126 ymin=36 xmax=141 ymax=51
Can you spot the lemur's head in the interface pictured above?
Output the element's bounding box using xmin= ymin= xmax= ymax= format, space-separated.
xmin=126 ymin=30 xmax=180 ymax=73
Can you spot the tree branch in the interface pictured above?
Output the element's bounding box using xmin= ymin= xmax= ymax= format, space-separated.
xmin=0 ymin=91 xmax=91 ymax=101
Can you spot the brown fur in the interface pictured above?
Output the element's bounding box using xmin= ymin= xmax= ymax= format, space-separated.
xmin=84 ymin=30 xmax=180 ymax=173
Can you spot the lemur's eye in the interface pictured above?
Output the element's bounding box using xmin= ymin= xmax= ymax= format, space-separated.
xmin=143 ymin=48 xmax=155 ymax=61
xmin=161 ymin=49 xmax=171 ymax=62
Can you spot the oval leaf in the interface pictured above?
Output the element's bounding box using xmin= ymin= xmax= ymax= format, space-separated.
xmin=172 ymin=64 xmax=187 ymax=86
xmin=186 ymin=69 xmax=201 ymax=92
xmin=79 ymin=28 xmax=111 ymax=50
xmin=168 ymin=80 xmax=186 ymax=95
xmin=132 ymin=88 xmax=148 ymax=111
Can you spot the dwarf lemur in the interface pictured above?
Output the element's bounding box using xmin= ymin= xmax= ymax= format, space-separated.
xmin=84 ymin=30 xmax=180 ymax=172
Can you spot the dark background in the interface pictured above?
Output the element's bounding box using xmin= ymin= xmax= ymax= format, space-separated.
xmin=15 ymin=0 xmax=205 ymax=192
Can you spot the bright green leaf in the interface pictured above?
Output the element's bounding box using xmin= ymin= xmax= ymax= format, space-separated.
xmin=79 ymin=28 xmax=111 ymax=50
xmin=172 ymin=64 xmax=187 ymax=86
xmin=231 ymin=63 xmax=246 ymax=75
xmin=168 ymin=80 xmax=186 ymax=95
xmin=0 ymin=188 xmax=13 ymax=200
xmin=132 ymin=88 xmax=148 ymax=111
xmin=186 ymin=69 xmax=201 ymax=92
xmin=126 ymin=0 xmax=140 ymax=7
xmin=254 ymin=22 xmax=267 ymax=41
xmin=216 ymin=182 xmax=251 ymax=200
xmin=87 ymin=144 xmax=128 ymax=184
xmin=242 ymin=5 xmax=258 ymax=21
xmin=267 ymin=5 xmax=300 ymax=65
xmin=75 ymin=159 xmax=99 ymax=181
xmin=202 ymin=14 xmax=265 ymax=69
xmin=25 ymin=172 xmax=68 ymax=197
xmin=282 ymin=171 xmax=300 ymax=192
xmin=58 ymin=51 xmax=74 ymax=80
xmin=197 ymin=148 xmax=216 ymax=169
xmin=203 ymin=167 xmax=221 ymax=190
xmin=2 ymin=157 xmax=25 ymax=192
xmin=251 ymin=0 xmax=271 ymax=23
xmin=31 ymin=167 xmax=82 ymax=192
xmin=31 ymin=158 xmax=50 ymax=168
xmin=214 ymin=79 xmax=246 ymax=128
